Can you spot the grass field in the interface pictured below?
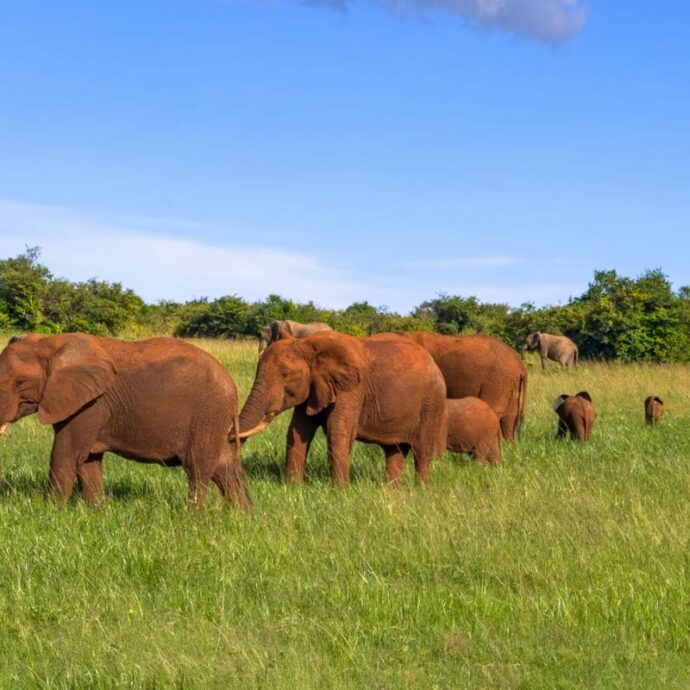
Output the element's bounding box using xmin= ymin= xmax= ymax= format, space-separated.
xmin=1 ymin=339 xmax=690 ymax=688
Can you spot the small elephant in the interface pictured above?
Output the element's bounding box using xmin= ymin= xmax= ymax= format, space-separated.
xmin=445 ymin=397 xmax=501 ymax=465
xmin=0 ymin=333 xmax=250 ymax=508
xmin=554 ymin=391 xmax=595 ymax=441
xmin=258 ymin=319 xmax=332 ymax=355
xmin=524 ymin=332 xmax=578 ymax=369
xmin=644 ymin=396 xmax=664 ymax=425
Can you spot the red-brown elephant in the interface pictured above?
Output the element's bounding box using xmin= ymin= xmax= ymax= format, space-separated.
xmin=233 ymin=331 xmax=447 ymax=485
xmin=404 ymin=332 xmax=527 ymax=441
xmin=445 ymin=397 xmax=502 ymax=465
xmin=554 ymin=391 xmax=596 ymax=441
xmin=0 ymin=333 xmax=250 ymax=508
xmin=644 ymin=396 xmax=664 ymax=425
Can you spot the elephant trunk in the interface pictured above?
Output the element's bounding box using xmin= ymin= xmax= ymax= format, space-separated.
xmin=232 ymin=381 xmax=276 ymax=441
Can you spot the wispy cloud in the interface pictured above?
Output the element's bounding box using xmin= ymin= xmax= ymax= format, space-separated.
xmin=305 ymin=0 xmax=590 ymax=44
xmin=0 ymin=199 xmax=583 ymax=311
xmin=408 ymin=255 xmax=522 ymax=270
xmin=0 ymin=200 xmax=359 ymax=307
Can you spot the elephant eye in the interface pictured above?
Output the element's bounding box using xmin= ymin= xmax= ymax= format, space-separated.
xmin=16 ymin=377 xmax=30 ymax=391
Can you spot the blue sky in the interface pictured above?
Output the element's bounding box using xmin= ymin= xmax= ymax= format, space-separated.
xmin=1 ymin=1 xmax=688 ymax=311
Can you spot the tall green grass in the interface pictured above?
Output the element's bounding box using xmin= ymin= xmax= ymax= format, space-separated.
xmin=0 ymin=340 xmax=689 ymax=688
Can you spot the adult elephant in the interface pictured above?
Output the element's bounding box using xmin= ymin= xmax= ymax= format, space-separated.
xmin=403 ymin=332 xmax=527 ymax=441
xmin=233 ymin=331 xmax=447 ymax=485
xmin=523 ymin=332 xmax=578 ymax=369
xmin=258 ymin=319 xmax=332 ymax=355
xmin=0 ymin=333 xmax=250 ymax=508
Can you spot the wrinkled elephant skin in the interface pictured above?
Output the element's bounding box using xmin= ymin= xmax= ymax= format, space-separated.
xmin=0 ymin=334 xmax=250 ymax=508
xmin=404 ymin=332 xmax=527 ymax=442
xmin=236 ymin=331 xmax=447 ymax=486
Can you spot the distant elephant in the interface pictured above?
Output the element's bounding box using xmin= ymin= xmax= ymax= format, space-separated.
xmin=233 ymin=331 xmax=447 ymax=485
xmin=554 ymin=391 xmax=595 ymax=441
xmin=0 ymin=333 xmax=250 ymax=508
xmin=403 ymin=332 xmax=527 ymax=442
xmin=524 ymin=332 xmax=578 ymax=369
xmin=644 ymin=396 xmax=664 ymax=425
xmin=445 ymin=397 xmax=501 ymax=465
xmin=258 ymin=320 xmax=332 ymax=355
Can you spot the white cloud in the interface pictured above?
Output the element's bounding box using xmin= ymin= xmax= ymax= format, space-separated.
xmin=408 ymin=255 xmax=522 ymax=269
xmin=0 ymin=199 xmax=582 ymax=311
xmin=308 ymin=0 xmax=589 ymax=44
xmin=0 ymin=200 xmax=360 ymax=307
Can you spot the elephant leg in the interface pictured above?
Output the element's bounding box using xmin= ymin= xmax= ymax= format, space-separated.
xmin=557 ymin=418 xmax=569 ymax=439
xmin=184 ymin=463 xmax=211 ymax=508
xmin=476 ymin=439 xmax=500 ymax=466
xmin=500 ymin=414 xmax=516 ymax=443
xmin=285 ymin=406 xmax=320 ymax=483
xmin=411 ymin=445 xmax=433 ymax=482
xmin=77 ymin=454 xmax=104 ymax=505
xmin=383 ymin=444 xmax=410 ymax=484
xmin=324 ymin=416 xmax=356 ymax=487
xmin=49 ymin=429 xmax=82 ymax=502
xmin=211 ymin=459 xmax=251 ymax=511
xmin=49 ymin=453 xmax=78 ymax=503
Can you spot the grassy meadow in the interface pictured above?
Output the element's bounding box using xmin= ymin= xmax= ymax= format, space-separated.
xmin=1 ymin=338 xmax=690 ymax=688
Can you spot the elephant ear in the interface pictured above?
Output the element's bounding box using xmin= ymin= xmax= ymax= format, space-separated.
xmin=553 ymin=394 xmax=569 ymax=411
xmin=576 ymin=391 xmax=592 ymax=402
xmin=38 ymin=336 xmax=117 ymax=425
xmin=306 ymin=339 xmax=361 ymax=416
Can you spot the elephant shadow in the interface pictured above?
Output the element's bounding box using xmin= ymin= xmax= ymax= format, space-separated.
xmin=0 ymin=473 xmax=160 ymax=502
xmin=0 ymin=474 xmax=50 ymax=498
xmin=243 ymin=448 xmax=409 ymax=486
xmin=105 ymin=478 xmax=161 ymax=501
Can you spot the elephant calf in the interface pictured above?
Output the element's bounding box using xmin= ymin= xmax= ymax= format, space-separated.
xmin=644 ymin=396 xmax=664 ymax=425
xmin=445 ymin=397 xmax=501 ymax=465
xmin=554 ymin=391 xmax=595 ymax=441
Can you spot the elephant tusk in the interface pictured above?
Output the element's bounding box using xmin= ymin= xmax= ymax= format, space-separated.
xmin=230 ymin=413 xmax=276 ymax=440
xmin=0 ymin=423 xmax=7 ymax=436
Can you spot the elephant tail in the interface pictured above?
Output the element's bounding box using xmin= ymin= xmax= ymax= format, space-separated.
xmin=514 ymin=372 xmax=528 ymax=439
xmin=233 ymin=410 xmax=242 ymax=461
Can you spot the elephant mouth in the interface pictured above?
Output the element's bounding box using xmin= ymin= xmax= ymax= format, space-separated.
xmin=7 ymin=402 xmax=38 ymax=423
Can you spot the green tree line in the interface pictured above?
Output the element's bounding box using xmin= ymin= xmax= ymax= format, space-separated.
xmin=2 ymin=248 xmax=690 ymax=362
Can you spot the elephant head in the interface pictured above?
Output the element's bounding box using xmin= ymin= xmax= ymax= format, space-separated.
xmin=523 ymin=332 xmax=540 ymax=351
xmin=234 ymin=332 xmax=361 ymax=439
xmin=0 ymin=334 xmax=117 ymax=428
xmin=257 ymin=324 xmax=272 ymax=356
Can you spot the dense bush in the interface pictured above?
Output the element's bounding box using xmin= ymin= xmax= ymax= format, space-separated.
xmin=2 ymin=248 xmax=689 ymax=362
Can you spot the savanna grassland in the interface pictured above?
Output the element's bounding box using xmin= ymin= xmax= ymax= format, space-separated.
xmin=1 ymin=339 xmax=690 ymax=688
